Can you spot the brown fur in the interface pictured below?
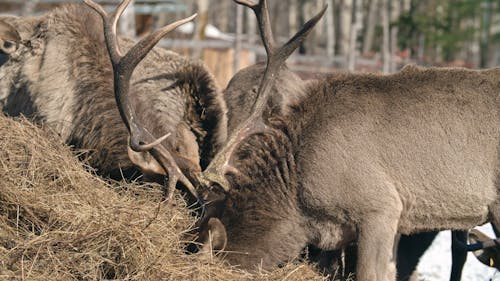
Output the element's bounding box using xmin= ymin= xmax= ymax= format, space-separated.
xmin=0 ymin=4 xmax=227 ymax=179
xmin=223 ymin=63 xmax=307 ymax=135
xmin=201 ymin=64 xmax=499 ymax=281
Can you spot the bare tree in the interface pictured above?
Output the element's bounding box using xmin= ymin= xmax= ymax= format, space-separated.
xmin=363 ymin=0 xmax=378 ymax=55
xmin=21 ymin=0 xmax=39 ymax=16
xmin=381 ymin=0 xmax=390 ymax=73
xmin=212 ymin=1 xmax=231 ymax=33
xmin=192 ymin=0 xmax=208 ymax=59
xmin=234 ymin=4 xmax=244 ymax=73
xmin=339 ymin=0 xmax=353 ymax=64
xmin=348 ymin=0 xmax=363 ymax=71
xmin=402 ymin=0 xmax=411 ymax=12
xmin=326 ymin=0 xmax=336 ymax=58
xmin=246 ymin=7 xmax=257 ymax=44
xmin=289 ymin=0 xmax=298 ymax=38
xmin=390 ymin=0 xmax=400 ymax=72
xmin=119 ymin=0 xmax=136 ymax=38
xmin=481 ymin=0 xmax=495 ymax=68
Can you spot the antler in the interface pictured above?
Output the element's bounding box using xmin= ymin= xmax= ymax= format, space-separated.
xmin=234 ymin=0 xmax=275 ymax=55
xmin=199 ymin=0 xmax=327 ymax=191
xmin=83 ymin=0 xmax=201 ymax=203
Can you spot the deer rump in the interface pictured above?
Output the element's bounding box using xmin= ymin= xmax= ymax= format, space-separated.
xmin=0 ymin=4 xmax=226 ymax=181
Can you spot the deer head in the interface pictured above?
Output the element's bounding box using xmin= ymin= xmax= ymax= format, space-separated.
xmin=194 ymin=0 xmax=327 ymax=253
xmin=83 ymin=0 xmax=202 ymax=203
xmin=0 ymin=20 xmax=21 ymax=55
xmin=0 ymin=19 xmax=21 ymax=66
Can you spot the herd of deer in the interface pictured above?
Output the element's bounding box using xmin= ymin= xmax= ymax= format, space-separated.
xmin=0 ymin=1 xmax=498 ymax=280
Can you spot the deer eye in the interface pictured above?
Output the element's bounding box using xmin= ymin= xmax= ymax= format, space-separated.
xmin=1 ymin=40 xmax=17 ymax=54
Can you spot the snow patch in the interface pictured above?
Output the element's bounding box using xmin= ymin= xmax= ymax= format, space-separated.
xmin=417 ymin=224 xmax=499 ymax=281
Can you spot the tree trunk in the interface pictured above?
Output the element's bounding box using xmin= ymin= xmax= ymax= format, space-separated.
xmin=119 ymin=0 xmax=136 ymax=38
xmin=471 ymin=15 xmax=481 ymax=68
xmin=246 ymin=7 xmax=257 ymax=44
xmin=402 ymin=0 xmax=411 ymax=12
xmin=381 ymin=0 xmax=390 ymax=73
xmin=390 ymin=0 xmax=400 ymax=72
xmin=192 ymin=0 xmax=209 ymax=59
xmin=216 ymin=1 xmax=230 ymax=33
xmin=339 ymin=0 xmax=353 ymax=63
xmin=348 ymin=0 xmax=363 ymax=71
xmin=362 ymin=0 xmax=378 ymax=55
xmin=289 ymin=0 xmax=299 ymax=38
xmin=486 ymin=2 xmax=498 ymax=68
xmin=313 ymin=0 xmax=327 ymax=55
xmin=326 ymin=0 xmax=336 ymax=58
xmin=21 ymin=0 xmax=39 ymax=16
xmin=480 ymin=0 xmax=494 ymax=68
xmin=234 ymin=4 xmax=244 ymax=74
xmin=417 ymin=33 xmax=425 ymax=64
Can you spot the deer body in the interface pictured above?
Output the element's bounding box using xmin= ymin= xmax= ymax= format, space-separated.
xmin=299 ymin=66 xmax=498 ymax=233
xmin=0 ymin=4 xmax=226 ymax=179
xmin=299 ymin=67 xmax=498 ymax=279
xmin=204 ymin=65 xmax=499 ymax=281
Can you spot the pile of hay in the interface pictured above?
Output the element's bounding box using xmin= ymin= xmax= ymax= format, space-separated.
xmin=0 ymin=115 xmax=326 ymax=281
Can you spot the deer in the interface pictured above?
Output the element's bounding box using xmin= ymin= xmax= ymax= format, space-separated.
xmin=222 ymin=52 xmax=446 ymax=281
xmin=0 ymin=3 xmax=227 ymax=202
xmin=89 ymin=1 xmax=498 ymax=280
xmin=185 ymin=1 xmax=499 ymax=281
xmin=211 ymin=5 xmax=474 ymax=281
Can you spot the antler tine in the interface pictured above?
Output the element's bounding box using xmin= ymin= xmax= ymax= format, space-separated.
xmin=132 ymin=132 xmax=170 ymax=151
xmin=151 ymin=144 xmax=205 ymax=205
xmin=83 ymin=0 xmax=130 ymax=63
xmin=249 ymin=4 xmax=328 ymax=119
xmin=249 ymin=4 xmax=327 ymax=116
xmin=277 ymin=5 xmax=327 ymax=63
xmin=200 ymin=3 xmax=328 ymax=192
xmin=234 ymin=0 xmax=275 ymax=55
xmin=120 ymin=13 xmax=197 ymax=81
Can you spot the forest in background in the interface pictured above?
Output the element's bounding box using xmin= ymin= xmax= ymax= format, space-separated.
xmin=2 ymin=0 xmax=500 ymax=74
xmin=196 ymin=0 xmax=500 ymax=71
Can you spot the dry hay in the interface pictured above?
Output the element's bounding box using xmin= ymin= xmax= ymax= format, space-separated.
xmin=0 ymin=114 xmax=327 ymax=281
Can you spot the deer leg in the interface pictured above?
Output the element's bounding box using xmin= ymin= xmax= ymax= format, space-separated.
xmin=450 ymin=230 xmax=468 ymax=281
xmin=357 ymin=206 xmax=402 ymax=281
xmin=396 ymin=231 xmax=438 ymax=281
xmin=343 ymin=243 xmax=358 ymax=280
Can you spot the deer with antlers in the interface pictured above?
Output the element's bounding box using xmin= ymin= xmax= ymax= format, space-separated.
xmin=187 ymin=1 xmax=498 ymax=281
xmin=89 ymin=0 xmax=498 ymax=280
xmin=0 ymin=2 xmax=227 ymax=201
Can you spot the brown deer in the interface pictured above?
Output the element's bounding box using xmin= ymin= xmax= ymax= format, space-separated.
xmin=186 ymin=1 xmax=499 ymax=281
xmin=0 ymin=3 xmax=227 ymax=201
xmin=92 ymin=1 xmax=497 ymax=280
xmin=222 ymin=54 xmax=459 ymax=281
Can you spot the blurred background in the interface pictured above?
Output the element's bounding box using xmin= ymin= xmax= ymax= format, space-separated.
xmin=1 ymin=1 xmax=499 ymax=280
xmin=1 ymin=0 xmax=499 ymax=88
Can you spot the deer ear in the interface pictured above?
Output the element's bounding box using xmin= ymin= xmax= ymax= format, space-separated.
xmin=0 ymin=20 xmax=21 ymax=55
xmin=200 ymin=217 xmax=227 ymax=253
xmin=469 ymin=229 xmax=500 ymax=270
